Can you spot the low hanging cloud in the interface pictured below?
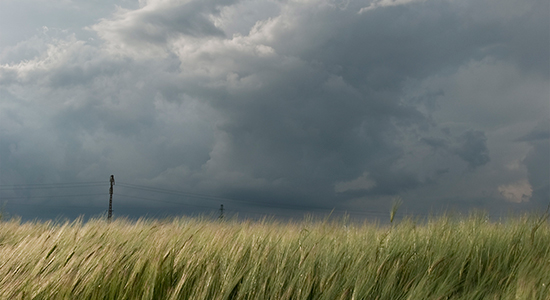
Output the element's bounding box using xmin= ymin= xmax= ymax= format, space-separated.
xmin=517 ymin=120 xmax=550 ymax=207
xmin=498 ymin=180 xmax=532 ymax=203
xmin=335 ymin=172 xmax=377 ymax=193
xmin=0 ymin=0 xmax=548 ymax=219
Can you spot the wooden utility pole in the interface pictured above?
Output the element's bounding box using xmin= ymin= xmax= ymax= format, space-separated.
xmin=108 ymin=175 xmax=115 ymax=222
xmin=219 ymin=204 xmax=224 ymax=220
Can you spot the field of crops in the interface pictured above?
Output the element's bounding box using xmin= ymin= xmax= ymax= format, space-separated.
xmin=0 ymin=212 xmax=549 ymax=300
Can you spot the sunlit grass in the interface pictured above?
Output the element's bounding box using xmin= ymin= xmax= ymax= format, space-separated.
xmin=0 ymin=213 xmax=548 ymax=299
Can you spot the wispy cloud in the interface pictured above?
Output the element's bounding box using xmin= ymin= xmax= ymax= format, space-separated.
xmin=359 ymin=0 xmax=426 ymax=14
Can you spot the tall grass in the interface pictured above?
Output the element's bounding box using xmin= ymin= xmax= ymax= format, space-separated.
xmin=0 ymin=213 xmax=548 ymax=299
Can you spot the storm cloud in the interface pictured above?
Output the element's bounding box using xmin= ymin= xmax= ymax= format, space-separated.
xmin=0 ymin=0 xmax=548 ymax=220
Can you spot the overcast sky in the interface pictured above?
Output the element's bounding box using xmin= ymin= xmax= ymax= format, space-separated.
xmin=0 ymin=0 xmax=548 ymax=222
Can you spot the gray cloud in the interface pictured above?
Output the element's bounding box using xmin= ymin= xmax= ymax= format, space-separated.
xmin=453 ymin=130 xmax=490 ymax=169
xmin=523 ymin=141 xmax=550 ymax=207
xmin=91 ymin=0 xmax=238 ymax=56
xmin=421 ymin=137 xmax=448 ymax=150
xmin=518 ymin=120 xmax=550 ymax=206
xmin=0 ymin=0 xmax=548 ymax=220
xmin=516 ymin=127 xmax=550 ymax=143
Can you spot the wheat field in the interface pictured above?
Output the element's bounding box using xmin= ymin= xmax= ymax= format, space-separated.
xmin=0 ymin=212 xmax=549 ymax=299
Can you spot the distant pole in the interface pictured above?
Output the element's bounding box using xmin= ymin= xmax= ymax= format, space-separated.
xmin=219 ymin=204 xmax=224 ymax=220
xmin=108 ymin=175 xmax=115 ymax=222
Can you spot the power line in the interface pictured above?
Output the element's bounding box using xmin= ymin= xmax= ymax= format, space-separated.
xmin=117 ymin=182 xmax=229 ymax=202
xmin=3 ymin=202 xmax=104 ymax=209
xmin=116 ymin=193 xmax=309 ymax=219
xmin=2 ymin=180 xmax=383 ymax=217
xmin=0 ymin=182 xmax=105 ymax=190
xmin=117 ymin=182 xmax=331 ymax=211
xmin=0 ymin=193 xmax=106 ymax=200
xmin=0 ymin=179 xmax=422 ymax=221
xmin=116 ymin=193 xmax=217 ymax=210
xmin=115 ymin=183 xmax=333 ymax=217
xmin=0 ymin=181 xmax=105 ymax=187
xmin=115 ymin=182 xmax=394 ymax=218
xmin=0 ymin=184 xmax=105 ymax=191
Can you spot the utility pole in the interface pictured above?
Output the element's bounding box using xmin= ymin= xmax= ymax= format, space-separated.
xmin=108 ymin=175 xmax=115 ymax=222
xmin=219 ymin=204 xmax=224 ymax=220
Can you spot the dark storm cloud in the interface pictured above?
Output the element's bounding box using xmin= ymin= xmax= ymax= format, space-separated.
xmin=453 ymin=130 xmax=490 ymax=169
xmin=201 ymin=62 xmax=414 ymax=199
xmin=518 ymin=121 xmax=550 ymax=206
xmin=421 ymin=137 xmax=448 ymax=150
xmin=0 ymin=0 xmax=548 ymax=220
xmin=515 ymin=127 xmax=550 ymax=143
xmin=420 ymin=130 xmax=491 ymax=170
xmin=523 ymin=141 xmax=550 ymax=206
